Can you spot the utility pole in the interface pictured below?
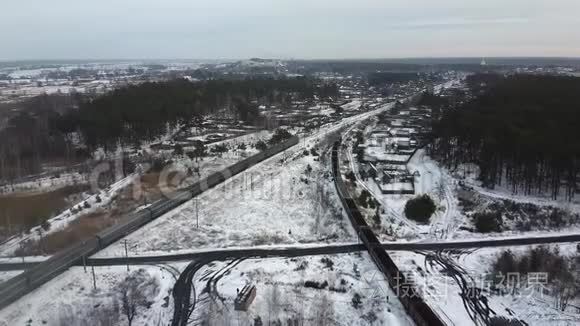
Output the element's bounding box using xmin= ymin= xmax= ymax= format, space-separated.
xmin=195 ymin=198 xmax=199 ymax=228
xmin=124 ymin=240 xmax=129 ymax=271
xmin=91 ymin=266 xmax=97 ymax=290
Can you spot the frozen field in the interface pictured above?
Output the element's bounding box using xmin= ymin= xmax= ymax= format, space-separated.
xmin=98 ymin=148 xmax=354 ymax=257
xmin=0 ymin=264 xmax=176 ymax=326
xmin=198 ymin=252 xmax=414 ymax=326
xmin=0 ymin=253 xmax=415 ymax=326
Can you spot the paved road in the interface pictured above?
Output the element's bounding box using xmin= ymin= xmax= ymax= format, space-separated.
xmin=0 ymin=262 xmax=39 ymax=272
xmin=1 ymin=234 xmax=579 ymax=271
xmin=381 ymin=233 xmax=580 ymax=251
xmin=88 ymin=244 xmax=364 ymax=266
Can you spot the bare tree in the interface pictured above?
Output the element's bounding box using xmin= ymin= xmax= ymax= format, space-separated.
xmin=314 ymin=292 xmax=334 ymax=326
xmin=554 ymin=276 xmax=579 ymax=311
xmin=118 ymin=269 xmax=160 ymax=326
xmin=200 ymin=294 xmax=232 ymax=326
xmin=53 ymin=300 xmax=119 ymax=326
xmin=268 ymin=283 xmax=281 ymax=325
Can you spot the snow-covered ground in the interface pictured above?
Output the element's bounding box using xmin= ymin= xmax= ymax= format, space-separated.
xmin=0 ymin=98 xmax=428 ymax=326
xmin=345 ymin=138 xmax=461 ymax=241
xmin=390 ymin=250 xmax=474 ymax=325
xmin=341 ymin=99 xmax=362 ymax=111
xmin=0 ymin=265 xmax=175 ymax=326
xmin=336 ymin=93 xmax=580 ymax=325
xmin=198 ymin=252 xmax=414 ymax=326
xmin=96 ymin=103 xmax=394 ymax=258
xmin=0 ymin=172 xmax=86 ymax=194
xmin=456 ymin=162 xmax=580 ymax=206
xmin=97 ymin=135 xmax=352 ymax=257
xmin=391 ymin=244 xmax=580 ymax=326
xmin=98 ymin=150 xmax=353 ymax=257
xmin=0 ymin=124 xmax=186 ymax=255
xmin=0 ymin=130 xmax=274 ymax=257
xmin=0 ymin=252 xmax=415 ymax=326
xmin=0 ymin=271 xmax=22 ymax=283
xmin=351 ymin=142 xmax=580 ymax=243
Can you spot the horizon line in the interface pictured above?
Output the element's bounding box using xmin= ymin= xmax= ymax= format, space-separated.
xmin=2 ymin=55 xmax=580 ymax=64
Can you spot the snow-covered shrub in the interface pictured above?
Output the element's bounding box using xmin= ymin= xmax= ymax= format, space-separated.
xmin=358 ymin=190 xmax=372 ymax=208
xmin=255 ymin=140 xmax=268 ymax=151
xmin=404 ymin=194 xmax=436 ymax=224
xmin=473 ymin=211 xmax=502 ymax=233
xmin=41 ymin=220 xmax=51 ymax=231
xmin=351 ymin=293 xmax=362 ymax=309
xmin=118 ymin=269 xmax=160 ymax=326
xmin=320 ymin=257 xmax=334 ymax=270
xmin=268 ymin=128 xmax=292 ymax=145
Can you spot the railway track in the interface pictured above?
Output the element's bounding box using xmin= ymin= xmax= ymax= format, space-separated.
xmin=331 ymin=138 xmax=446 ymax=326
xmin=0 ymin=136 xmax=299 ymax=310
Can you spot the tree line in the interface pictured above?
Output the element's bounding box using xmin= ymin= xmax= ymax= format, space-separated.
xmin=368 ymin=72 xmax=422 ymax=86
xmin=0 ymin=77 xmax=338 ymax=180
xmin=431 ymin=74 xmax=580 ymax=200
xmin=64 ymin=77 xmax=336 ymax=151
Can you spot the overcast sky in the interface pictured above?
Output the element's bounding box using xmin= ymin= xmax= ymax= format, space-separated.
xmin=1 ymin=0 xmax=580 ymax=60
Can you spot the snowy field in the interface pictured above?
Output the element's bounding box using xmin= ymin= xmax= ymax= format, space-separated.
xmin=352 ymin=144 xmax=580 ymax=243
xmin=97 ymin=134 xmax=354 ymax=257
xmin=391 ymin=244 xmax=580 ymax=326
xmin=0 ymin=252 xmax=415 ymax=326
xmin=0 ymin=99 xmax=434 ymax=326
xmin=337 ymin=93 xmax=580 ymax=325
xmin=0 ymin=172 xmax=86 ymax=194
xmin=0 ymin=264 xmax=175 ymax=326
xmin=0 ymin=130 xmax=274 ymax=257
xmin=195 ymin=252 xmax=414 ymax=326
xmin=341 ymin=99 xmax=362 ymax=111
xmin=96 ymin=104 xmax=393 ymax=258
xmin=98 ymin=150 xmax=354 ymax=257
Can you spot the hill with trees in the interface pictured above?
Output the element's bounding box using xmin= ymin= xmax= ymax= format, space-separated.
xmin=68 ymin=77 xmax=336 ymax=151
xmin=0 ymin=77 xmax=338 ymax=179
xmin=431 ymin=74 xmax=580 ymax=200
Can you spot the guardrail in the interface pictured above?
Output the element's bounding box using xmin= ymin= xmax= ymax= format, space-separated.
xmin=0 ymin=136 xmax=299 ymax=310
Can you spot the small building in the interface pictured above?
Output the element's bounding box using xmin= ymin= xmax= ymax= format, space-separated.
xmin=234 ymin=284 xmax=257 ymax=311
xmin=396 ymin=139 xmax=411 ymax=150
xmin=379 ymin=181 xmax=415 ymax=195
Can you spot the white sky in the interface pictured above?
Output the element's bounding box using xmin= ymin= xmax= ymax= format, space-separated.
xmin=1 ymin=0 xmax=580 ymax=60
